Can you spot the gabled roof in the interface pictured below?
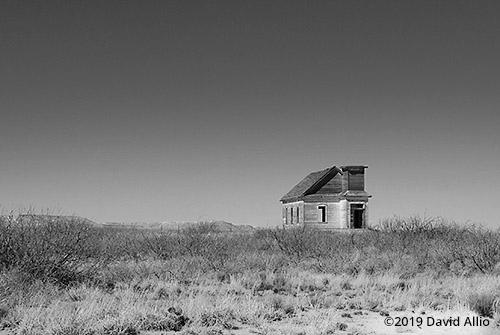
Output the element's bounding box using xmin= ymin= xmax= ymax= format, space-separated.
xmin=280 ymin=166 xmax=342 ymax=202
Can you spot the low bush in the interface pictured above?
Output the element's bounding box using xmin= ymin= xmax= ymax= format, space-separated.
xmin=2 ymin=212 xmax=500 ymax=288
xmin=468 ymin=293 xmax=498 ymax=318
xmin=0 ymin=213 xmax=109 ymax=285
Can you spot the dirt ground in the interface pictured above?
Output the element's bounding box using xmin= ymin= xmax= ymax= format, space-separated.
xmin=201 ymin=309 xmax=498 ymax=335
xmin=227 ymin=310 xmax=500 ymax=335
xmin=1 ymin=309 xmax=498 ymax=335
xmin=134 ymin=309 xmax=500 ymax=335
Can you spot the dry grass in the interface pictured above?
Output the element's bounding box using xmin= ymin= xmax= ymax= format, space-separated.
xmin=2 ymin=267 xmax=499 ymax=334
xmin=1 ymin=213 xmax=500 ymax=334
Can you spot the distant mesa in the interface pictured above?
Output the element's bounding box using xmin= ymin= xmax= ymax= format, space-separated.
xmin=99 ymin=220 xmax=255 ymax=233
xmin=14 ymin=214 xmax=98 ymax=226
xmin=4 ymin=214 xmax=254 ymax=233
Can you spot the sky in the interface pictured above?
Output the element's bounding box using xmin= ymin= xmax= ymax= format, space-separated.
xmin=1 ymin=1 xmax=499 ymax=228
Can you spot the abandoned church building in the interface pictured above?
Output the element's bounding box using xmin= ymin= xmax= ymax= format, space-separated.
xmin=280 ymin=165 xmax=371 ymax=229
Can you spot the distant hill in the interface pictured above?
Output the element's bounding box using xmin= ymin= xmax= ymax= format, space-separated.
xmin=98 ymin=220 xmax=255 ymax=233
xmin=6 ymin=214 xmax=255 ymax=233
xmin=14 ymin=214 xmax=98 ymax=226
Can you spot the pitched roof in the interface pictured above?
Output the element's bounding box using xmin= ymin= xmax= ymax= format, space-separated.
xmin=280 ymin=166 xmax=341 ymax=202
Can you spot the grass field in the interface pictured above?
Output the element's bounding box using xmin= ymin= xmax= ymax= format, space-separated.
xmin=1 ymin=213 xmax=499 ymax=334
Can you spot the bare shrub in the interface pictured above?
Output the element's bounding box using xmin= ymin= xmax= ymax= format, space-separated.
xmin=3 ymin=211 xmax=500 ymax=287
xmin=0 ymin=213 xmax=108 ymax=285
xmin=493 ymin=262 xmax=500 ymax=275
xmin=468 ymin=293 xmax=498 ymax=318
xmin=374 ymin=216 xmax=500 ymax=275
xmin=101 ymin=324 xmax=139 ymax=335
xmin=271 ymin=296 xmax=295 ymax=315
xmin=200 ymin=309 xmax=235 ymax=329
xmin=270 ymin=225 xmax=324 ymax=264
xmin=139 ymin=309 xmax=189 ymax=332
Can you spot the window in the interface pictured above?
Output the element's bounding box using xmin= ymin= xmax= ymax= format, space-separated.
xmin=318 ymin=205 xmax=327 ymax=223
xmin=296 ymin=207 xmax=300 ymax=224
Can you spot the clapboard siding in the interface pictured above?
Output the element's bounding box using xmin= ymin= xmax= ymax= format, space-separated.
xmin=282 ymin=201 xmax=304 ymax=225
xmin=341 ymin=172 xmax=349 ymax=192
xmin=304 ymin=202 xmax=342 ymax=227
xmin=348 ymin=170 xmax=364 ymax=191
xmin=304 ymin=203 xmax=317 ymax=223
xmin=316 ymin=173 xmax=342 ymax=194
xmin=301 ymin=194 xmax=341 ymax=202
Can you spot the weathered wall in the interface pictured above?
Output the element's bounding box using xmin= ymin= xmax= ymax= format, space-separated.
xmin=315 ymin=173 xmax=342 ymax=194
xmin=282 ymin=201 xmax=304 ymax=225
xmin=341 ymin=166 xmax=365 ymax=191
xmin=348 ymin=170 xmax=364 ymax=190
xmin=339 ymin=199 xmax=349 ymax=228
xmin=364 ymin=202 xmax=370 ymax=228
xmin=282 ymin=199 xmax=370 ymax=229
xmin=303 ymin=201 xmax=342 ymax=228
xmin=341 ymin=172 xmax=349 ymax=192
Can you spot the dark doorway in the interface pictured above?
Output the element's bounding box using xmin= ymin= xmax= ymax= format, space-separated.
xmin=350 ymin=204 xmax=364 ymax=229
xmin=353 ymin=210 xmax=364 ymax=228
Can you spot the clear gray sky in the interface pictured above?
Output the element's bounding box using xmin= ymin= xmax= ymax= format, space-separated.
xmin=1 ymin=1 xmax=499 ymax=228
